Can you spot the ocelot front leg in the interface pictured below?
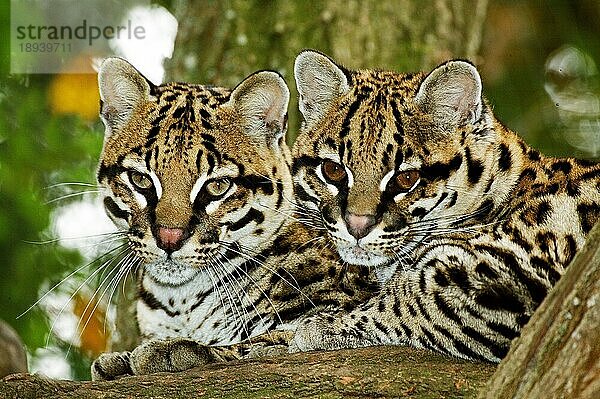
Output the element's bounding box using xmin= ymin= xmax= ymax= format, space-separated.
xmin=289 ymin=243 xmax=545 ymax=362
xmin=91 ymin=330 xmax=294 ymax=381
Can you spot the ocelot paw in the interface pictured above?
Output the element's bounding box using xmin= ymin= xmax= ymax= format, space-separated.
xmin=243 ymin=330 xmax=295 ymax=358
xmin=91 ymin=338 xmax=218 ymax=381
xmin=91 ymin=350 xmax=132 ymax=381
xmin=288 ymin=313 xmax=367 ymax=353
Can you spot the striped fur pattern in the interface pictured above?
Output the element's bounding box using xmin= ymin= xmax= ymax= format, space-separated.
xmin=289 ymin=50 xmax=600 ymax=362
xmin=91 ymin=58 xmax=377 ymax=380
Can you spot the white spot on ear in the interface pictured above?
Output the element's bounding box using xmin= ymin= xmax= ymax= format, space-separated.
xmin=415 ymin=60 xmax=482 ymax=128
xmin=316 ymin=164 xmax=339 ymax=196
xmin=294 ymin=50 xmax=351 ymax=127
xmin=190 ymin=173 xmax=208 ymax=203
xmin=380 ymin=170 xmax=395 ymax=192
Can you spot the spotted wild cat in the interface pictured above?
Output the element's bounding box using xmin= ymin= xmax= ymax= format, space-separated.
xmin=289 ymin=50 xmax=600 ymax=362
xmin=90 ymin=58 xmax=377 ymax=380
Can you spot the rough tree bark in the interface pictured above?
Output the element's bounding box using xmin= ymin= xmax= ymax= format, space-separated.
xmin=479 ymin=221 xmax=600 ymax=399
xmin=0 ymin=346 xmax=495 ymax=398
xmin=114 ymin=0 xmax=490 ymax=353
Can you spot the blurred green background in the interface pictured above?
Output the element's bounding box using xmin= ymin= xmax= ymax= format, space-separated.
xmin=0 ymin=0 xmax=599 ymax=380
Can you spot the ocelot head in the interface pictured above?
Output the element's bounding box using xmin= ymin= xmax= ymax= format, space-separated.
xmin=97 ymin=58 xmax=291 ymax=286
xmin=292 ymin=50 xmax=506 ymax=274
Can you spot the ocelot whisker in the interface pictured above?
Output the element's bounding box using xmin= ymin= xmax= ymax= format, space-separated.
xmin=232 ymin=241 xmax=304 ymax=287
xmin=297 ymin=235 xmax=326 ymax=251
xmin=221 ymin=249 xmax=283 ymax=327
xmin=18 ymin=243 xmax=128 ymax=319
xmin=45 ymin=246 xmax=129 ymax=348
xmin=102 ymin=254 xmax=140 ymax=334
xmin=209 ymin=261 xmax=247 ymax=338
xmin=223 ymin=242 xmax=316 ymax=309
xmin=24 ymin=231 xmax=127 ymax=246
xmin=68 ymin=251 xmax=134 ymax=357
xmin=204 ymin=254 xmax=231 ymax=324
xmin=256 ymin=200 xmax=325 ymax=230
xmin=45 ymin=190 xmax=104 ymax=204
xmin=219 ymin=256 xmax=276 ymax=344
xmin=44 ymin=182 xmax=99 ymax=190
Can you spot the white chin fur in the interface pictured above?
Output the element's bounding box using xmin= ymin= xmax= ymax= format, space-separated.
xmin=336 ymin=244 xmax=397 ymax=285
xmin=336 ymin=244 xmax=389 ymax=267
xmin=144 ymin=258 xmax=200 ymax=286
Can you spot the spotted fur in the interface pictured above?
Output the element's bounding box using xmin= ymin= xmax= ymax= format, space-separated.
xmin=289 ymin=50 xmax=600 ymax=362
xmin=91 ymin=58 xmax=377 ymax=380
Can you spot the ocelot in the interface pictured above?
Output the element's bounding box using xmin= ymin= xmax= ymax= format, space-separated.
xmin=90 ymin=57 xmax=377 ymax=380
xmin=288 ymin=50 xmax=600 ymax=362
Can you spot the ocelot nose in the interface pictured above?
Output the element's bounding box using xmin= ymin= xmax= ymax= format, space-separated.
xmin=344 ymin=212 xmax=378 ymax=240
xmin=155 ymin=227 xmax=190 ymax=254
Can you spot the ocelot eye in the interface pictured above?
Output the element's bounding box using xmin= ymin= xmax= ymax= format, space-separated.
xmin=205 ymin=178 xmax=232 ymax=198
xmin=395 ymin=170 xmax=420 ymax=192
xmin=128 ymin=171 xmax=153 ymax=190
xmin=321 ymin=160 xmax=347 ymax=183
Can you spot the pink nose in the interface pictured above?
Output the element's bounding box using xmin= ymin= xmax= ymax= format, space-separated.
xmin=344 ymin=212 xmax=377 ymax=240
xmin=156 ymin=227 xmax=188 ymax=254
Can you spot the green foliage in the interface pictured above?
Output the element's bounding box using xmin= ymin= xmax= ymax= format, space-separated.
xmin=0 ymin=73 xmax=103 ymax=361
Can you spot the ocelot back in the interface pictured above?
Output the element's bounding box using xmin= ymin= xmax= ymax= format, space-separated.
xmin=91 ymin=58 xmax=377 ymax=380
xmin=289 ymin=50 xmax=600 ymax=362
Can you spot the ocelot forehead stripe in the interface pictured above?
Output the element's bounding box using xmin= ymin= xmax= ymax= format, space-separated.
xmin=199 ymin=109 xmax=213 ymax=130
xmin=390 ymin=99 xmax=405 ymax=140
xmin=145 ymin=122 xmax=161 ymax=149
xmin=339 ymin=93 xmax=367 ymax=139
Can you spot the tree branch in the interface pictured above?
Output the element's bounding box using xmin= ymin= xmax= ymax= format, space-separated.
xmin=1 ymin=346 xmax=495 ymax=399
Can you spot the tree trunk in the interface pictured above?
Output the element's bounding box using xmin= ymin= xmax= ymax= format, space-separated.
xmin=0 ymin=321 xmax=27 ymax=379
xmin=479 ymin=221 xmax=600 ymax=399
xmin=113 ymin=0 xmax=489 ymax=354
xmin=1 ymin=346 xmax=495 ymax=399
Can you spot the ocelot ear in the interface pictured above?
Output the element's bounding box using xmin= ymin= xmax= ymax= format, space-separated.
xmin=98 ymin=57 xmax=154 ymax=135
xmin=415 ymin=60 xmax=482 ymax=130
xmin=227 ymin=70 xmax=290 ymax=148
xmin=294 ymin=50 xmax=351 ymax=128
